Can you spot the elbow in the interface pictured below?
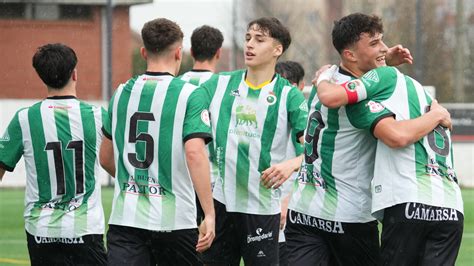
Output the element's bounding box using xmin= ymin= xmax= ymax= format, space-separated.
xmin=186 ymin=149 xmax=205 ymax=165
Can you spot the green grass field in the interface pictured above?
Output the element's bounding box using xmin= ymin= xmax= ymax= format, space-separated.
xmin=0 ymin=187 xmax=473 ymax=265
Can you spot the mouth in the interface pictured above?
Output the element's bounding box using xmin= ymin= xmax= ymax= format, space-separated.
xmin=245 ymin=51 xmax=256 ymax=58
xmin=376 ymin=55 xmax=386 ymax=64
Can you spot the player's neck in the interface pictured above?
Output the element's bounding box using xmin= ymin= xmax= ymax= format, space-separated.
xmin=340 ymin=62 xmax=364 ymax=78
xmin=47 ymin=84 xmax=76 ymax=98
xmin=146 ymin=60 xmax=179 ymax=76
xmin=193 ymin=60 xmax=216 ymax=73
xmin=246 ymin=62 xmax=276 ymax=86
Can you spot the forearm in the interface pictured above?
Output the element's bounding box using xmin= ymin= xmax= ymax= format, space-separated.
xmin=375 ymin=111 xmax=444 ymax=148
xmin=187 ymin=150 xmax=215 ymax=219
xmin=99 ymin=137 xmax=115 ymax=176
xmin=0 ymin=168 xmax=5 ymax=181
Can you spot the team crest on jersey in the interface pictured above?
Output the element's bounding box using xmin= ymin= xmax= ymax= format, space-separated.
xmin=366 ymin=101 xmax=385 ymax=113
xmin=201 ymin=110 xmax=211 ymax=127
xmin=265 ymin=91 xmax=277 ymax=106
xmin=0 ymin=131 xmax=9 ymax=142
xmin=230 ymin=89 xmax=240 ymax=97
xmin=362 ymin=70 xmax=379 ymax=84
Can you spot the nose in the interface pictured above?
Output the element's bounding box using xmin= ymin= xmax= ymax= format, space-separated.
xmin=381 ymin=41 xmax=389 ymax=53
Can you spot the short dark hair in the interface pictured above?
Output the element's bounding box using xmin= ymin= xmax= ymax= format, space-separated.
xmin=332 ymin=13 xmax=384 ymax=54
xmin=247 ymin=17 xmax=291 ymax=53
xmin=276 ymin=61 xmax=305 ymax=85
xmin=32 ymin=43 xmax=77 ymax=89
xmin=191 ymin=25 xmax=224 ymax=61
xmin=141 ymin=18 xmax=183 ymax=55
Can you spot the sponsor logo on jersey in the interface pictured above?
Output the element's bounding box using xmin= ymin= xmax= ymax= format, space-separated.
xmin=48 ymin=105 xmax=72 ymax=109
xmin=362 ymin=69 xmax=379 ymax=84
xmin=230 ymin=89 xmax=240 ymax=97
xmin=235 ymin=104 xmax=258 ymax=129
xmin=298 ymin=166 xmax=327 ymax=190
xmin=366 ymin=101 xmax=385 ymax=113
xmin=40 ymin=197 xmax=82 ymax=212
xmin=247 ymin=227 xmax=274 ymax=243
xmin=0 ymin=131 xmax=9 ymax=142
xmin=257 ymin=250 xmax=266 ymax=257
xmin=121 ymin=176 xmax=166 ymax=197
xmin=426 ymin=157 xmax=458 ymax=183
xmin=142 ymin=77 xmax=162 ymax=81
xmin=288 ymin=210 xmax=345 ymax=234
xmin=201 ymin=109 xmax=211 ymax=127
xmin=375 ymin=185 xmax=382 ymax=193
xmin=34 ymin=236 xmax=85 ymax=244
xmin=404 ymin=203 xmax=459 ymax=221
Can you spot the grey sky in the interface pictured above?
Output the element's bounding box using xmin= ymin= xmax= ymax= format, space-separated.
xmin=130 ymin=0 xmax=233 ymax=49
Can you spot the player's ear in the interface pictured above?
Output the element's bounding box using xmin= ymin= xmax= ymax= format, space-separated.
xmin=175 ymin=45 xmax=182 ymax=61
xmin=71 ymin=69 xmax=77 ymax=82
xmin=273 ymin=42 xmax=283 ymax=58
xmin=215 ymin=47 xmax=222 ymax=60
xmin=140 ymin=47 xmax=147 ymax=60
xmin=342 ymin=49 xmax=356 ymax=63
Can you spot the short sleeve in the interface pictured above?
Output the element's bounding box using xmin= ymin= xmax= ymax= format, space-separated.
xmin=287 ymin=87 xmax=308 ymax=141
xmin=0 ymin=110 xmax=25 ymax=171
xmin=183 ymin=88 xmax=213 ymax=144
xmin=347 ymin=99 xmax=394 ymax=135
xmin=345 ymin=66 xmax=399 ymax=104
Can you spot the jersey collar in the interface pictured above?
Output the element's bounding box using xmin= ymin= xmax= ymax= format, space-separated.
xmin=145 ymin=71 xmax=174 ymax=76
xmin=46 ymin=95 xmax=76 ymax=100
xmin=338 ymin=66 xmax=357 ymax=79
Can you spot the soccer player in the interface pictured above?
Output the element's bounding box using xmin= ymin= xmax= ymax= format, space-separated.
xmin=275 ymin=60 xmax=305 ymax=266
xmin=286 ymin=13 xmax=454 ymax=265
xmin=99 ymin=18 xmax=215 ymax=265
xmin=0 ymin=43 xmax=107 ymax=265
xmin=179 ymin=25 xmax=224 ymax=86
xmin=316 ymin=52 xmax=463 ymax=266
xmin=201 ymin=17 xmax=308 ymax=265
xmin=179 ymin=25 xmax=223 ymax=226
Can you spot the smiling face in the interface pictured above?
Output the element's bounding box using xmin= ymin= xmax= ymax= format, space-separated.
xmin=349 ymin=32 xmax=388 ymax=73
xmin=244 ymin=25 xmax=282 ymax=68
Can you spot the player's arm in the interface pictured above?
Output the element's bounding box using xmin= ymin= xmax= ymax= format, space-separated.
xmin=185 ymin=138 xmax=215 ymax=252
xmin=99 ymin=136 xmax=115 ymax=176
xmin=385 ymin=45 xmax=413 ymax=66
xmin=183 ymin=88 xmax=215 ymax=253
xmin=0 ymin=168 xmax=5 ymax=181
xmin=374 ymin=100 xmax=452 ymax=148
xmin=0 ymin=110 xmax=25 ymax=181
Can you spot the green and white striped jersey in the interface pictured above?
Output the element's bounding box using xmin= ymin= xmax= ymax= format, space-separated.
xmin=179 ymin=70 xmax=215 ymax=86
xmin=289 ymin=67 xmax=393 ymax=222
xmin=0 ymin=96 xmax=105 ymax=238
xmin=347 ymin=66 xmax=463 ymax=218
xmin=201 ymin=70 xmax=308 ymax=215
xmin=103 ymin=72 xmax=212 ymax=231
xmin=180 ymin=70 xmax=219 ymax=185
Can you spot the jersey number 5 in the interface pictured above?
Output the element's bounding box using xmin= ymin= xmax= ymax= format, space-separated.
xmin=128 ymin=112 xmax=155 ymax=169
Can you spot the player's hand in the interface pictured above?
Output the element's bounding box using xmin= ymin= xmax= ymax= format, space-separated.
xmin=386 ymin=45 xmax=413 ymax=66
xmin=430 ymin=99 xmax=452 ymax=130
xmin=261 ymin=161 xmax=295 ymax=189
xmin=312 ymin=65 xmax=337 ymax=86
xmin=196 ymin=215 xmax=215 ymax=253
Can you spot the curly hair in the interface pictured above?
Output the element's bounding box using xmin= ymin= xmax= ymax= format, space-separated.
xmin=332 ymin=13 xmax=384 ymax=54
xmin=191 ymin=25 xmax=224 ymax=61
xmin=141 ymin=18 xmax=183 ymax=55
